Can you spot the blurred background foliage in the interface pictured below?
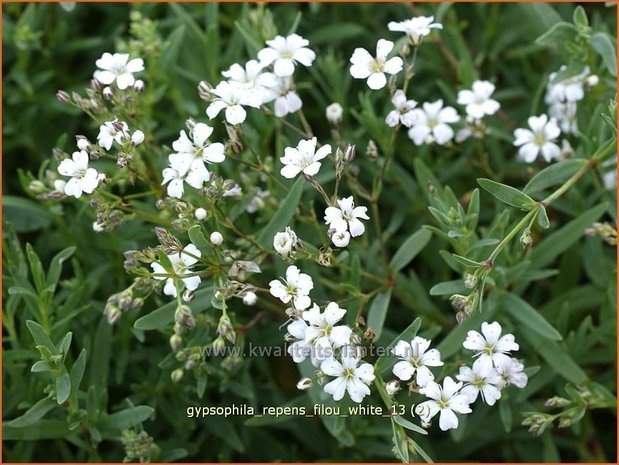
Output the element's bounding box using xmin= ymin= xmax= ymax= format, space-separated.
xmin=2 ymin=2 xmax=617 ymax=462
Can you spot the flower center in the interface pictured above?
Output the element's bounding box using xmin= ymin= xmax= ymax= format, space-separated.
xmin=342 ymin=211 xmax=353 ymax=222
xmin=438 ymin=398 xmax=449 ymax=409
xmin=372 ymin=60 xmax=384 ymax=73
xmin=322 ymin=324 xmax=332 ymax=336
xmin=343 ymin=368 xmax=355 ymax=379
xmin=533 ymin=131 xmax=547 ymax=146
xmin=472 ymin=377 xmax=486 ymax=389
xmin=483 ymin=345 xmax=495 ymax=356
xmin=74 ymin=168 xmax=87 ymax=179
xmin=427 ymin=118 xmax=439 ymax=128
xmin=280 ymin=50 xmax=293 ymax=59
xmin=409 ymin=357 xmax=421 ymax=368
xmin=286 ymin=285 xmax=298 ymax=296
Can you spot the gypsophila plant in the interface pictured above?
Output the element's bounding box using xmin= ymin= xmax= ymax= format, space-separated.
xmin=3 ymin=3 xmax=617 ymax=462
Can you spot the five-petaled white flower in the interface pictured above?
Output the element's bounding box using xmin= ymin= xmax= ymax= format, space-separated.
xmin=222 ymin=59 xmax=275 ymax=104
xmin=350 ymin=39 xmax=403 ymax=90
xmin=388 ymin=16 xmax=443 ymax=45
xmin=321 ymin=355 xmax=375 ymax=403
xmin=273 ymin=227 xmax=298 ymax=256
xmin=386 ymin=89 xmax=418 ymax=127
xmin=463 ymin=321 xmax=519 ymax=374
xmin=57 ymin=151 xmax=99 ymax=198
xmin=302 ymin=302 xmax=352 ymax=360
xmin=97 ymin=120 xmax=129 ymax=150
xmin=415 ymin=376 xmax=472 ymax=431
xmin=407 ymin=99 xmax=460 ymax=145
xmin=94 ymin=52 xmax=144 ymax=90
xmin=456 ymin=363 xmax=503 ymax=406
xmin=324 ymin=196 xmax=369 ymax=238
xmin=513 ymin=114 xmax=561 ymax=163
xmin=392 ymin=336 xmax=444 ymax=387
xmin=331 ymin=230 xmax=351 ymax=248
xmin=150 ymin=243 xmax=201 ymax=298
xmin=495 ymin=357 xmax=528 ymax=389
xmin=457 ymin=80 xmax=500 ymax=119
xmin=206 ymin=81 xmax=261 ymax=125
xmin=257 ymin=34 xmax=316 ymax=77
xmin=269 ymin=265 xmax=314 ymax=310
xmin=280 ymin=137 xmax=332 ymax=179
xmin=261 ymin=75 xmax=303 ymax=117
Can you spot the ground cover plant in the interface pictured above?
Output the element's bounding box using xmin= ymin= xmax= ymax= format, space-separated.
xmin=2 ymin=2 xmax=618 ymax=462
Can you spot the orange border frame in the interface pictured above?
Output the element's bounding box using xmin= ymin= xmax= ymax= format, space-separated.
xmin=0 ymin=1 xmax=617 ymax=464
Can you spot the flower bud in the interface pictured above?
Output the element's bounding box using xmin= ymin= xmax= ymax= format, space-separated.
xmin=134 ymin=79 xmax=145 ymax=92
xmin=344 ymin=144 xmax=356 ymax=162
xmin=217 ymin=314 xmax=236 ymax=344
xmin=386 ymin=380 xmax=401 ymax=396
xmin=102 ymin=86 xmax=114 ymax=100
xmin=198 ymin=81 xmax=212 ymax=101
xmin=210 ymin=231 xmax=224 ymax=246
xmin=194 ymin=207 xmax=207 ymax=220
xmin=296 ymin=377 xmax=313 ymax=390
xmin=169 ymin=334 xmax=182 ymax=351
xmin=212 ymin=336 xmax=226 ymax=356
xmin=28 ymin=180 xmax=46 ymax=194
xmin=242 ymin=291 xmax=257 ymax=306
xmin=586 ymin=75 xmax=599 ymax=88
xmin=131 ymin=130 xmax=145 ymax=145
xmin=545 ymin=396 xmax=570 ymax=408
xmin=56 ymin=90 xmax=70 ymax=103
xmin=105 ymin=305 xmax=122 ymax=325
xmin=76 ymin=136 xmax=90 ymax=151
xmin=182 ymin=289 xmax=195 ymax=303
xmin=171 ymin=368 xmax=184 ymax=383
xmin=131 ymin=297 xmax=144 ymax=310
xmin=520 ymin=228 xmax=533 ymax=248
xmin=366 ymin=140 xmax=379 ymax=160
xmin=325 ymin=102 xmax=343 ymax=125
xmin=463 ymin=273 xmax=477 ymax=289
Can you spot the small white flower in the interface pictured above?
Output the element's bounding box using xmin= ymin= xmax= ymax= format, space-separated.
xmin=131 ymin=130 xmax=145 ymax=145
xmin=386 ymin=90 xmax=418 ymax=127
xmin=321 ymin=355 xmax=375 ymax=403
xmin=415 ymin=376 xmax=472 ymax=431
xmin=261 ymin=75 xmax=303 ymax=117
xmin=76 ymin=137 xmax=90 ymax=151
xmin=549 ymin=101 xmax=578 ymax=134
xmin=150 ymin=243 xmax=201 ymax=298
xmin=463 ymin=321 xmax=519 ymax=373
xmin=350 ymin=39 xmax=403 ymax=90
xmin=331 ymin=230 xmax=351 ymax=248
xmin=296 ymin=377 xmax=313 ymax=390
xmin=386 ymin=379 xmax=401 ymax=396
xmin=269 ymin=265 xmax=314 ymax=310
xmin=457 ymin=80 xmax=500 ymax=119
xmin=388 ymin=16 xmax=443 ymax=45
xmin=206 ymin=81 xmax=261 ymax=125
xmin=194 ymin=208 xmax=207 ymax=220
xmin=546 ymin=66 xmax=593 ymax=104
xmin=133 ymin=79 xmax=145 ymax=92
xmin=53 ymin=179 xmax=66 ymax=193
xmin=273 ymin=227 xmax=298 ymax=256
xmin=57 ymin=151 xmax=99 ymax=198
xmin=513 ymin=114 xmax=561 ymax=163
xmin=257 ymin=34 xmax=316 ymax=77
xmin=92 ymin=221 xmax=105 ymax=232
xmin=392 ymin=336 xmax=444 ymax=387
xmin=222 ymin=59 xmax=275 ymax=104
xmin=326 ymin=103 xmax=343 ymax=125
xmin=495 ymin=357 xmax=528 ymax=389
xmin=286 ymin=317 xmax=316 ymax=365
xmin=303 ymin=302 xmax=353 ymax=360
xmin=456 ymin=364 xmax=503 ymax=406
xmin=246 ymin=189 xmax=270 ymax=213
xmin=280 ymin=137 xmax=332 ymax=179
xmin=94 ymin=52 xmax=144 ymax=90
xmin=97 ymin=120 xmax=129 ymax=150
xmin=324 ymin=196 xmax=370 ymax=237
xmin=242 ymin=291 xmax=257 ymax=306
xmin=407 ymin=99 xmax=460 ymax=145
xmin=162 ymin=155 xmax=191 ymax=199
xmin=210 ymin=231 xmax=223 ymax=246
xmin=172 ymin=122 xmax=225 ymax=184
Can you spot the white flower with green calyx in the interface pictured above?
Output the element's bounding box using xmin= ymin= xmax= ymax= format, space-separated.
xmin=349 ymin=39 xmax=403 ymax=90
xmin=57 ymin=150 xmax=100 ymax=198
xmin=387 ymin=16 xmax=443 ymax=45
xmin=415 ymin=376 xmax=472 ymax=431
xmin=407 ymin=99 xmax=460 ymax=146
xmin=513 ymin=114 xmax=561 ymax=163
xmin=150 ymin=243 xmax=201 ymax=299
xmin=269 ymin=265 xmax=314 ymax=310
xmin=302 ymin=302 xmax=353 ymax=361
xmin=320 ymin=354 xmax=375 ymax=403
xmin=463 ymin=321 xmax=519 ymax=373
xmin=392 ymin=336 xmax=444 ymax=387
xmin=280 ymin=137 xmax=332 ymax=179
xmin=324 ymin=196 xmax=369 ymax=238
xmin=456 ymin=363 xmax=503 ymax=406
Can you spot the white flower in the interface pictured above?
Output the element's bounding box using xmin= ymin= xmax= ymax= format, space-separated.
xmin=222 ymin=59 xmax=275 ymax=104
xmin=242 ymin=291 xmax=257 ymax=306
xmin=392 ymin=336 xmax=444 ymax=387
xmin=386 ymin=380 xmax=401 ymax=396
xmin=57 ymin=151 xmax=99 ymax=198
xmin=53 ymin=179 xmax=66 ymax=193
xmin=302 ymin=302 xmax=353 ymax=360
xmin=388 ymin=16 xmax=443 ymax=45
xmin=545 ymin=66 xmax=593 ymax=104
xmin=326 ymin=103 xmax=343 ymax=125
xmin=321 ymin=355 xmax=375 ymax=403
xmin=97 ymin=120 xmax=129 ymax=150
xmin=513 ymin=114 xmax=561 ymax=163
xmin=407 ymin=99 xmax=460 ymax=145
xmin=194 ymin=208 xmax=207 ymax=220
xmin=415 ymin=376 xmax=472 ymax=431
xmin=457 ymin=80 xmax=500 ymax=119
xmin=331 ymin=230 xmax=351 ymax=248
xmin=386 ymin=90 xmax=418 ymax=127
xmin=94 ymin=52 xmax=144 ymax=90
xmin=150 ymin=243 xmax=201 ymax=298
xmin=92 ymin=221 xmax=105 ymax=232
xmin=162 ymin=156 xmax=190 ymax=199
xmin=131 ymin=130 xmax=145 ymax=145
xmin=269 ymin=265 xmax=314 ymax=310
xmin=324 ymin=196 xmax=369 ymax=237
xmin=549 ymin=101 xmax=578 ymax=134
xmin=280 ymin=137 xmax=332 ymax=179
xmin=257 ymin=34 xmax=316 ymax=77
xmin=350 ymin=39 xmax=403 ymax=90
xmin=210 ymin=231 xmax=223 ymax=246
xmin=246 ymin=189 xmax=270 ymax=213
xmin=206 ymin=81 xmax=261 ymax=125
xmin=495 ymin=357 xmax=528 ymax=389
xmin=273 ymin=227 xmax=298 ymax=256
xmin=76 ymin=138 xmax=90 ymax=151
xmin=172 ymin=123 xmax=224 ymax=181
xmin=261 ymin=75 xmax=303 ymax=117
xmin=456 ymin=364 xmax=503 ymax=406
xmin=463 ymin=321 xmax=519 ymax=373
xmin=286 ymin=317 xmax=316 ymax=364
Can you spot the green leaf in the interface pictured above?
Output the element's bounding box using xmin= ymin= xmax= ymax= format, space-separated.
xmin=308 ymin=23 xmax=365 ymax=45
xmin=25 ymin=243 xmax=46 ymax=294
xmin=393 ymin=414 xmax=427 ymax=436
xmin=100 ymin=406 xmax=154 ymax=431
xmin=187 ymin=224 xmax=210 ymax=251
xmin=2 ymin=196 xmax=53 ymax=232
xmin=26 ymin=320 xmax=56 ymax=353
xmin=160 ymin=25 xmax=186 ymax=72
xmin=256 ymin=177 xmax=304 ymax=248
xmin=56 ymin=372 xmax=71 ymax=404
xmin=3 ymin=419 xmax=71 ymax=440
xmin=31 ymin=360 xmax=53 ymax=373
xmin=529 ymin=203 xmax=608 ymax=269
xmin=430 ymin=280 xmax=467 ymax=296
xmin=366 ymin=291 xmax=392 ymax=341
xmin=70 ymin=349 xmax=87 ymax=392
xmin=478 ymin=178 xmax=536 ymax=210
xmin=572 ymin=5 xmax=588 ymax=28
xmin=522 ymin=331 xmax=587 ymax=384
xmin=375 ymin=318 xmax=421 ymax=374
xmin=536 ymin=206 xmax=550 ymax=229
xmin=523 ymin=159 xmax=587 ymax=195
xmin=8 ymin=398 xmax=56 ymax=427
xmin=502 ymin=293 xmax=562 ymax=341
xmin=58 ymin=332 xmax=72 ymax=360
xmin=134 ymin=286 xmax=214 ymax=331
xmin=499 ymin=396 xmax=513 ymax=433
xmin=591 ymin=31 xmax=617 ymax=77
xmin=389 ymin=229 xmax=432 ymax=273
xmin=390 ymin=419 xmax=409 ymax=462
xmin=46 ymin=246 xmax=76 ymax=290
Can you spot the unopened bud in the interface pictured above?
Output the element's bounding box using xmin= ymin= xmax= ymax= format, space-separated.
xmin=76 ymin=136 xmax=90 ymax=151
xmin=296 ymin=377 xmax=313 ymax=390
xmin=325 ymin=102 xmax=343 ymax=125
xmin=171 ymin=368 xmax=184 ymax=383
xmin=131 ymin=130 xmax=145 ymax=145
xmin=242 ymin=291 xmax=257 ymax=306
xmin=56 ymin=90 xmax=70 ymax=103
xmin=210 ymin=231 xmax=223 ymax=246
xmin=344 ymin=144 xmax=356 ymax=162
xmin=545 ymin=396 xmax=570 ymax=408
xmin=386 ymin=380 xmax=401 ymax=396
xmin=198 ymin=81 xmax=212 ymax=100
xmin=586 ymin=75 xmax=599 ymax=88
xmin=194 ymin=208 xmax=207 ymax=220
xmin=212 ymin=336 xmax=226 ymax=355
xmin=366 ymin=140 xmax=379 ymax=160
xmin=28 ymin=180 xmax=46 ymax=194
xmin=105 ymin=305 xmax=122 ymax=325
xmin=520 ymin=228 xmax=533 ymax=248
xmin=133 ymin=79 xmax=145 ymax=92
xmin=464 ymin=273 xmax=477 ymax=289
xmin=102 ymin=86 xmax=114 ymax=100
xmin=170 ymin=334 xmax=183 ymax=351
